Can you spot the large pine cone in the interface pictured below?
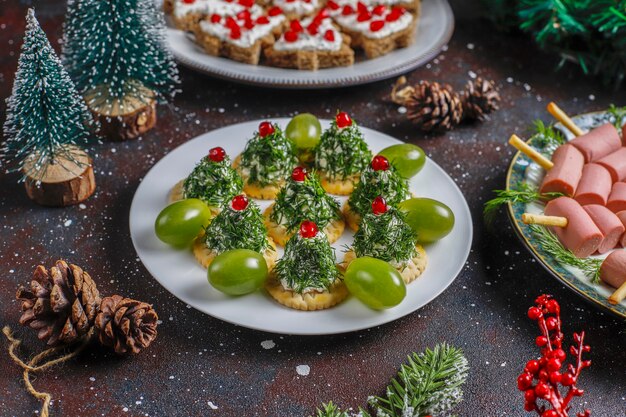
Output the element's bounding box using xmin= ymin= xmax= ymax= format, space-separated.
xmin=95 ymin=295 xmax=158 ymax=355
xmin=16 ymin=260 xmax=101 ymax=346
xmin=406 ymin=81 xmax=464 ymax=132
xmin=462 ymin=77 xmax=501 ymax=121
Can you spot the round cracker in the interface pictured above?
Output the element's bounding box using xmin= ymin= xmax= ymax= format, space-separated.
xmin=169 ymin=180 xmax=185 ymax=203
xmin=193 ymin=236 xmax=278 ymax=270
xmin=320 ymin=174 xmax=359 ymax=195
xmin=265 ymin=274 xmax=348 ymax=311
xmin=342 ymin=200 xmax=360 ymax=232
xmin=342 ymin=244 xmax=427 ymax=284
xmin=264 ymin=204 xmax=345 ymax=246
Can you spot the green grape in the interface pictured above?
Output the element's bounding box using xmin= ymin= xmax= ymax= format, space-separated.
xmin=398 ymin=198 xmax=455 ymax=243
xmin=344 ymin=257 xmax=406 ymax=310
xmin=208 ymin=249 xmax=268 ymax=295
xmin=379 ymin=143 xmax=426 ymax=178
xmin=285 ymin=113 xmax=322 ymax=150
xmin=155 ymin=199 xmax=211 ymax=247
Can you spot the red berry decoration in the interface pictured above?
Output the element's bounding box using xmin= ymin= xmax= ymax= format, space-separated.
xmin=299 ymin=220 xmax=318 ymax=238
xmin=357 ymin=12 xmax=371 ymax=22
xmin=335 ymin=111 xmax=352 ymax=128
xmin=268 ymin=6 xmax=283 ymax=16
xmin=373 ymin=5 xmax=386 ymax=15
xmin=231 ymin=195 xmax=249 ymax=211
xmin=357 ymin=1 xmax=368 ymax=13
xmin=208 ymin=147 xmax=226 ymax=162
xmin=342 ymin=5 xmax=354 ymax=15
xmin=237 ymin=9 xmax=251 ymax=20
xmin=371 ymin=155 xmax=390 ymax=171
xmin=238 ymin=0 xmax=253 ymax=6
xmin=257 ymin=16 xmax=270 ymax=24
xmin=290 ymin=19 xmax=303 ymax=32
xmin=230 ymin=27 xmax=241 ymax=40
xmin=225 ymin=16 xmax=239 ymax=30
xmin=327 ymin=0 xmax=339 ymax=9
xmin=370 ymin=20 xmax=385 ymax=32
xmin=258 ymin=121 xmax=275 ymax=137
xmin=182 ymin=0 xmax=195 ymax=3
xmin=307 ymin=23 xmax=319 ymax=35
xmin=371 ymin=196 xmax=388 ymax=215
xmin=517 ymin=295 xmax=591 ymax=417
xmin=210 ymin=14 xmax=221 ymax=23
xmin=324 ymin=29 xmax=335 ymax=42
xmin=284 ymin=30 xmax=299 ymax=42
xmin=291 ymin=166 xmax=307 ymax=182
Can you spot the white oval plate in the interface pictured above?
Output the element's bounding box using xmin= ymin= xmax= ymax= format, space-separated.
xmin=129 ymin=119 xmax=472 ymax=334
xmin=166 ymin=0 xmax=454 ymax=88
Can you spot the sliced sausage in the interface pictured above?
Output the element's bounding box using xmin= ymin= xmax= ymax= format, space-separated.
xmin=582 ymin=205 xmax=625 ymax=253
xmin=615 ymin=211 xmax=626 ymax=247
xmin=600 ymin=250 xmax=626 ymax=289
xmin=570 ymin=123 xmax=621 ymax=162
xmin=574 ymin=163 xmax=612 ymax=206
xmin=597 ymin=147 xmax=626 ymax=183
xmin=539 ymin=144 xmax=584 ymax=197
xmin=544 ymin=197 xmax=603 ymax=258
xmin=607 ymin=182 xmax=626 ymax=213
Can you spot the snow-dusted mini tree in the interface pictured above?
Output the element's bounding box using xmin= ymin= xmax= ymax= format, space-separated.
xmin=62 ymin=0 xmax=179 ymax=140
xmin=2 ymin=9 xmax=97 ymax=206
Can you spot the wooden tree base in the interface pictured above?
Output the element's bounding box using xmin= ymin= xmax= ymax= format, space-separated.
xmin=85 ymin=85 xmax=157 ymax=141
xmin=23 ymin=147 xmax=96 ymax=207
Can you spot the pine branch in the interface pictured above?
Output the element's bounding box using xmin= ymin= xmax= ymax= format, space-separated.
xmin=312 ymin=402 xmax=369 ymax=417
xmin=528 ymin=225 xmax=602 ymax=283
xmin=529 ymin=120 xmax=566 ymax=149
xmin=483 ymin=183 xmax=563 ymax=223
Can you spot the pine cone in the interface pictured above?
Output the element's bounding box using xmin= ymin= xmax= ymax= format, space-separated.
xmin=462 ymin=77 xmax=500 ymax=121
xmin=95 ymin=295 xmax=158 ymax=355
xmin=405 ymin=81 xmax=463 ymax=132
xmin=16 ymin=260 xmax=101 ymax=346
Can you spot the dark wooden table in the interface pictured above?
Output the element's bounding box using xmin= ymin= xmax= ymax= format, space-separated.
xmin=1 ymin=1 xmax=625 ymax=416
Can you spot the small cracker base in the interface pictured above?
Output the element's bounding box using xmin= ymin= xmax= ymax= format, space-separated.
xmin=320 ymin=174 xmax=359 ymax=195
xmin=263 ymin=204 xmax=345 ymax=246
xmin=169 ymin=180 xmax=185 ymax=203
xmin=193 ymin=237 xmax=278 ymax=270
xmin=234 ymin=154 xmax=285 ymax=199
xmin=342 ymin=200 xmax=360 ymax=232
xmin=342 ymin=244 xmax=427 ymax=284
xmin=265 ymin=274 xmax=348 ymax=311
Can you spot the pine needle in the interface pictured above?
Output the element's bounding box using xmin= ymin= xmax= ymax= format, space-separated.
xmin=528 ymin=225 xmax=602 ymax=283
xmin=483 ymin=183 xmax=563 ymax=223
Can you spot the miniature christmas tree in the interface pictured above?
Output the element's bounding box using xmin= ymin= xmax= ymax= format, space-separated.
xmin=62 ymin=0 xmax=179 ymax=140
xmin=2 ymin=9 xmax=97 ymax=206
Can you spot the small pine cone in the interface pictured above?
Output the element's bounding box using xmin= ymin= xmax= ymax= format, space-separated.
xmin=406 ymin=81 xmax=463 ymax=132
xmin=16 ymin=260 xmax=101 ymax=346
xmin=462 ymin=77 xmax=500 ymax=121
xmin=95 ymin=295 xmax=158 ymax=355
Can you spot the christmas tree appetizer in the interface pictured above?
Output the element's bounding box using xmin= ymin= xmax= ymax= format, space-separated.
xmin=344 ymin=197 xmax=427 ymax=284
xmin=193 ymin=194 xmax=277 ymax=269
xmin=1 ymin=9 xmax=97 ymax=207
xmin=314 ymin=111 xmax=372 ymax=195
xmin=344 ymin=154 xmax=410 ymax=231
xmin=264 ymin=166 xmax=344 ymax=246
xmin=62 ymin=0 xmax=179 ymax=140
xmin=169 ymin=146 xmax=243 ymax=212
xmin=234 ymin=121 xmax=298 ymax=199
xmin=266 ymin=220 xmax=348 ymax=311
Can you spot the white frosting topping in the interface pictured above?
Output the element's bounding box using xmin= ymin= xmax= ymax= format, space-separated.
xmin=273 ymin=0 xmax=319 ymax=16
xmin=174 ymin=0 xmax=258 ymax=18
xmin=332 ymin=0 xmax=407 ymax=7
xmin=274 ymin=16 xmax=342 ymax=51
xmin=333 ymin=4 xmax=413 ymax=39
xmin=199 ymin=9 xmax=285 ymax=48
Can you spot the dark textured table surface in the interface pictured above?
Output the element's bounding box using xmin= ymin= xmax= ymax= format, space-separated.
xmin=1 ymin=1 xmax=625 ymax=416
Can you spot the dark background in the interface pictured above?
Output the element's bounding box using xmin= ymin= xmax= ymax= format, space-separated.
xmin=1 ymin=0 xmax=625 ymax=416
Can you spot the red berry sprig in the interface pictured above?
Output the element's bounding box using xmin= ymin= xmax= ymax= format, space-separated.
xmin=299 ymin=220 xmax=318 ymax=238
xmin=231 ymin=195 xmax=249 ymax=211
xmin=518 ymin=295 xmax=591 ymax=417
xmin=258 ymin=121 xmax=275 ymax=138
xmin=336 ymin=111 xmax=352 ymax=128
xmin=291 ymin=166 xmax=307 ymax=182
xmin=208 ymin=147 xmax=226 ymax=162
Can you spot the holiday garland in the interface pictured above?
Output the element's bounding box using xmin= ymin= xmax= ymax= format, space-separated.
xmin=482 ymin=0 xmax=626 ymax=87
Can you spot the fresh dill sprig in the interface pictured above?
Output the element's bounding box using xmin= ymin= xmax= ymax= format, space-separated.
xmin=348 ymin=163 xmax=410 ymax=216
xmin=530 ymin=120 xmax=566 ymax=150
xmin=312 ymin=402 xmax=360 ymax=417
xmin=183 ymin=155 xmax=243 ymax=207
xmin=274 ymin=233 xmax=339 ymax=294
xmin=270 ymin=171 xmax=341 ymax=232
xmin=483 ymin=182 xmax=564 ymax=223
xmin=314 ymin=120 xmax=372 ymax=181
xmin=203 ymin=201 xmax=269 ymax=254
xmin=238 ymin=124 xmax=298 ymax=187
xmin=528 ymin=225 xmax=602 ymax=283
xmin=352 ymin=208 xmax=417 ymax=266
xmin=606 ymin=104 xmax=626 ymax=130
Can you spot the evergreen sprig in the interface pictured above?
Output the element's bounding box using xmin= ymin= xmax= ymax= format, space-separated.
xmin=275 ymin=233 xmax=339 ymax=294
xmin=352 ymin=208 xmax=417 ymax=266
xmin=203 ymin=202 xmax=269 ymax=254
xmin=270 ymin=172 xmax=341 ymax=232
xmin=606 ymin=104 xmax=626 ymax=129
xmin=312 ymin=343 xmax=468 ymax=417
xmin=528 ymin=225 xmax=602 ymax=283
xmin=314 ymin=121 xmax=372 ymax=181
xmin=183 ymin=156 xmax=243 ymax=207
xmin=348 ymin=164 xmax=410 ymax=216
xmin=483 ymin=183 xmax=564 ymax=223
xmin=530 ymin=120 xmax=566 ymax=150
xmin=239 ymin=124 xmax=298 ymax=187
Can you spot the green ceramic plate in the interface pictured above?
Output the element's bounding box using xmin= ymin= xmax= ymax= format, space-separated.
xmin=506 ymin=110 xmax=626 ymax=319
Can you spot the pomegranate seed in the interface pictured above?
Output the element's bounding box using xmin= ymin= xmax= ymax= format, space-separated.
xmin=323 ymin=29 xmax=335 ymax=42
xmin=231 ymin=195 xmax=249 ymax=211
xmin=244 ymin=19 xmax=255 ymax=29
xmin=307 ymin=23 xmax=319 ymax=35
xmin=268 ymin=6 xmax=282 ymax=16
xmin=327 ymin=0 xmax=339 ymax=9
xmin=208 ymin=147 xmax=226 ymax=162
xmin=238 ymin=0 xmax=253 ymax=6
xmin=335 ymin=111 xmax=352 ymax=128
xmin=342 ymin=5 xmax=354 ymax=15
xmin=373 ymin=5 xmax=386 ymax=15
xmin=284 ymin=30 xmax=299 ymax=42
xmin=225 ymin=17 xmax=239 ymax=30
xmin=371 ymin=155 xmax=390 ymax=171
xmin=299 ymin=220 xmax=318 ymax=238
xmin=316 ymin=8 xmax=329 ymax=19
xmin=237 ymin=10 xmax=250 ymax=20
xmin=357 ymin=1 xmax=368 ymax=14
xmin=182 ymin=0 xmax=195 ymax=3
xmin=286 ymin=0 xmax=295 ymax=2
xmin=372 ymin=196 xmax=388 ymax=215
xmin=258 ymin=121 xmax=275 ymax=137
xmin=291 ymin=166 xmax=307 ymax=182
xmin=210 ymin=14 xmax=221 ymax=23
xmin=257 ymin=16 xmax=269 ymax=24
xmin=290 ymin=20 xmax=303 ymax=32
xmin=357 ymin=12 xmax=371 ymax=22
xmin=230 ymin=27 xmax=241 ymax=39
xmin=370 ymin=20 xmax=385 ymax=31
